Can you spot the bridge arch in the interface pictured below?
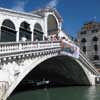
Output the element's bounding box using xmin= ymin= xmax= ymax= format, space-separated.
xmin=0 ymin=19 xmax=16 ymax=42
xmin=33 ymin=23 xmax=43 ymax=41
xmin=47 ymin=14 xmax=59 ymax=36
xmin=6 ymin=54 xmax=91 ymax=99
xmin=19 ymin=21 xmax=32 ymax=41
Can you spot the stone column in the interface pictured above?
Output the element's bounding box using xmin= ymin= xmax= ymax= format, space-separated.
xmin=0 ymin=22 xmax=2 ymax=41
xmin=16 ymin=27 xmax=19 ymax=42
xmin=15 ymin=19 xmax=21 ymax=42
xmin=43 ymin=13 xmax=48 ymax=38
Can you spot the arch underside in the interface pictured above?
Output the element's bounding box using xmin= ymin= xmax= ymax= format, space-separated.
xmin=47 ymin=15 xmax=58 ymax=35
xmin=11 ymin=55 xmax=90 ymax=96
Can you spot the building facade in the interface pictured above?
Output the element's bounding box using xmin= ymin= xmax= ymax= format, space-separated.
xmin=78 ymin=21 xmax=100 ymax=70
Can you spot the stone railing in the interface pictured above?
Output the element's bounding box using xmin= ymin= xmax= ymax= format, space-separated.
xmin=79 ymin=50 xmax=99 ymax=75
xmin=0 ymin=41 xmax=61 ymax=57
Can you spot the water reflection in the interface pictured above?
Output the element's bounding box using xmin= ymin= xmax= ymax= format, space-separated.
xmin=45 ymin=88 xmax=50 ymax=100
xmin=8 ymin=86 xmax=100 ymax=100
xmin=86 ymin=86 xmax=96 ymax=100
xmin=86 ymin=86 xmax=100 ymax=100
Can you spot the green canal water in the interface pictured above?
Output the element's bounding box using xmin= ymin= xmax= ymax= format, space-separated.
xmin=9 ymin=86 xmax=100 ymax=100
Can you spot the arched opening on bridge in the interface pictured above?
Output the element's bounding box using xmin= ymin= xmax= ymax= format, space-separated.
xmin=19 ymin=21 xmax=31 ymax=41
xmin=34 ymin=23 xmax=43 ymax=41
xmin=0 ymin=19 xmax=16 ymax=42
xmin=11 ymin=56 xmax=90 ymax=95
xmin=47 ymin=14 xmax=58 ymax=36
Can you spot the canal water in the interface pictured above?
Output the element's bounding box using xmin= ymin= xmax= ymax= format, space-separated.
xmin=9 ymin=86 xmax=100 ymax=100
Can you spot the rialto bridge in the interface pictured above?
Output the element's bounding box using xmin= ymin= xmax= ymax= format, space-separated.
xmin=0 ymin=7 xmax=99 ymax=100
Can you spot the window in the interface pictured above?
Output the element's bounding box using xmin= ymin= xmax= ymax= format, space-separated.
xmin=80 ymin=31 xmax=87 ymax=34
xmin=81 ymin=38 xmax=86 ymax=43
xmin=82 ymin=46 xmax=86 ymax=53
xmin=93 ymin=55 xmax=99 ymax=60
xmin=92 ymin=36 xmax=98 ymax=41
xmin=91 ymin=29 xmax=98 ymax=33
xmin=94 ymin=45 xmax=98 ymax=51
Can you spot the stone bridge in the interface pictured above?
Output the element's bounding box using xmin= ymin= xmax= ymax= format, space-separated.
xmin=0 ymin=40 xmax=99 ymax=100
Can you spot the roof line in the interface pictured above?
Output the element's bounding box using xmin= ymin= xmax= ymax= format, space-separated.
xmin=0 ymin=7 xmax=42 ymax=18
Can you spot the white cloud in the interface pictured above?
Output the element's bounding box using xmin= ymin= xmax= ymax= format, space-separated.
xmin=47 ymin=0 xmax=58 ymax=8
xmin=12 ymin=1 xmax=26 ymax=12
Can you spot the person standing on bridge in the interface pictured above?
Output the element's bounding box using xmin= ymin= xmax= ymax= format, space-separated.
xmin=21 ymin=36 xmax=27 ymax=42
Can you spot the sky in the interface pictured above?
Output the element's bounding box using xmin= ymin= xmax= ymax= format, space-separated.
xmin=0 ymin=0 xmax=100 ymax=37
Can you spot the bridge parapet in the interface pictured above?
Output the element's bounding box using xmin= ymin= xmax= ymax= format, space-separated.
xmin=0 ymin=41 xmax=61 ymax=56
xmin=79 ymin=50 xmax=99 ymax=75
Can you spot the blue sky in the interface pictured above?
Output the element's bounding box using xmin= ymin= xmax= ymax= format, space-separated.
xmin=0 ymin=0 xmax=100 ymax=37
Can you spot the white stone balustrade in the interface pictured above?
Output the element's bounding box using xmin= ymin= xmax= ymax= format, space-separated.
xmin=0 ymin=41 xmax=61 ymax=56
